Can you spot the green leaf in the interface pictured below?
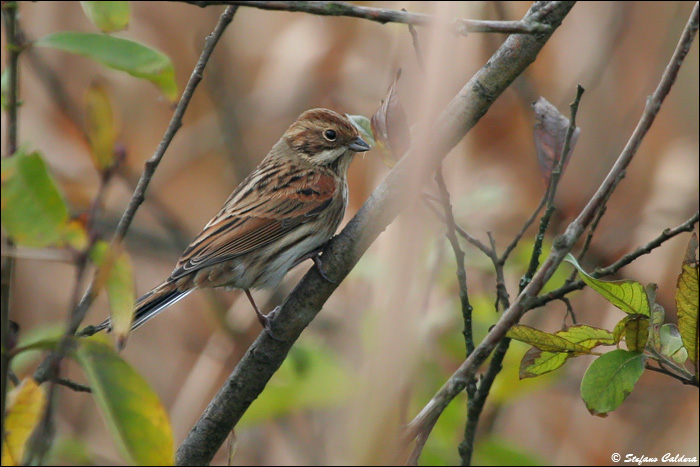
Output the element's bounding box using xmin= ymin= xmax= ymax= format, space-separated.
xmin=506 ymin=324 xmax=590 ymax=354
xmin=346 ymin=114 xmax=375 ymax=147
xmin=519 ymin=346 xmax=569 ymax=379
xmin=624 ymin=314 xmax=650 ymax=352
xmin=1 ymin=150 xmax=83 ymax=248
xmin=85 ymin=82 xmax=118 ymax=171
xmin=80 ymin=1 xmax=130 ymax=33
xmin=612 ymin=317 xmax=629 ymax=346
xmin=659 ymin=324 xmax=689 ymax=365
xmin=90 ymin=241 xmax=135 ymax=349
xmin=518 ymin=325 xmax=615 ymax=379
xmin=1 ymin=379 xmax=47 ymax=466
xmin=35 ymin=32 xmax=178 ymax=101
xmin=580 ymin=349 xmax=646 ymax=416
xmin=565 ymin=254 xmax=649 ymax=316
xmin=557 ymin=325 xmax=615 ymax=349
xmin=1 ymin=68 xmax=8 ymax=110
xmin=675 ymin=234 xmax=698 ymax=374
xmin=75 ymin=338 xmax=173 ymax=465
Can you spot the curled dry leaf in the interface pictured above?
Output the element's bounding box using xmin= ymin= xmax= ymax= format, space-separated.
xmin=371 ymin=69 xmax=410 ymax=167
xmin=532 ymin=97 xmax=580 ymax=184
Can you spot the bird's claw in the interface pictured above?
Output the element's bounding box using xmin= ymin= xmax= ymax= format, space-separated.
xmin=261 ymin=306 xmax=283 ymax=341
xmin=312 ymin=254 xmax=336 ymax=284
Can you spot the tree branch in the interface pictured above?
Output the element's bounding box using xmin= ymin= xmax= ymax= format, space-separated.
xmin=534 ymin=211 xmax=700 ymax=308
xmin=1 ymin=2 xmax=23 ymax=460
xmin=404 ymin=1 xmax=699 ymax=446
xmin=34 ymin=5 xmax=239 ymax=381
xmin=176 ymin=2 xmax=577 ymax=464
xmin=177 ymin=0 xmax=554 ymax=35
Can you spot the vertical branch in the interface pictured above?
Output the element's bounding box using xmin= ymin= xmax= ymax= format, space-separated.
xmin=2 ymin=2 xmax=20 ymax=156
xmin=458 ymin=86 xmax=585 ymax=466
xmin=1 ymin=2 xmax=22 ymax=459
xmin=433 ymin=170 xmax=476 ymax=374
xmin=433 ymin=167 xmax=477 ymax=465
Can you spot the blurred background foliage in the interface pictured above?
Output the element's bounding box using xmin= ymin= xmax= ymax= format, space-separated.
xmin=1 ymin=1 xmax=698 ymax=465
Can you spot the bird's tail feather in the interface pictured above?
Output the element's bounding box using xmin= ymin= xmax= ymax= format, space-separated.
xmin=94 ymin=281 xmax=192 ymax=332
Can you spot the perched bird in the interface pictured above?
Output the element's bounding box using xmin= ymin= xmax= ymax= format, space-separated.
xmin=96 ymin=108 xmax=370 ymax=335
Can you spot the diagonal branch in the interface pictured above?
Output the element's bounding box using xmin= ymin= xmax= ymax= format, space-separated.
xmin=33 ymin=5 xmax=240 ymax=382
xmin=177 ymin=0 xmax=554 ymax=35
xmin=534 ymin=211 xmax=700 ymax=308
xmin=404 ymin=0 xmax=699 ymax=447
xmin=176 ymin=2 xmax=577 ymax=464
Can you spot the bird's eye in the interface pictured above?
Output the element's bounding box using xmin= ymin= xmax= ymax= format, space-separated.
xmin=324 ymin=129 xmax=337 ymax=141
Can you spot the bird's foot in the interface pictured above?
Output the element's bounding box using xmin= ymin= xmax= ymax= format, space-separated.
xmin=312 ymin=253 xmax=336 ymax=284
xmin=258 ymin=306 xmax=283 ymax=341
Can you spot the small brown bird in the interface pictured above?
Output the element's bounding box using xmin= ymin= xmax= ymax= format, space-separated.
xmin=96 ymin=109 xmax=369 ymax=334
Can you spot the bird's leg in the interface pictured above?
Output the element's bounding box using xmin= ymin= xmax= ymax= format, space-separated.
xmin=244 ymin=289 xmax=282 ymax=341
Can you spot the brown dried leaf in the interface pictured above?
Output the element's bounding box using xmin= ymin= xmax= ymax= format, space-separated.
xmin=371 ymin=69 xmax=410 ymax=166
xmin=532 ymin=97 xmax=579 ymax=184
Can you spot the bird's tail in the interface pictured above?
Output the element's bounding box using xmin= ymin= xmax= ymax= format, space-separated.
xmin=94 ymin=281 xmax=192 ymax=333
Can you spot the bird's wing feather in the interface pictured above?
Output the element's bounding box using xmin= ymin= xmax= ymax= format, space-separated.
xmin=170 ymin=169 xmax=337 ymax=280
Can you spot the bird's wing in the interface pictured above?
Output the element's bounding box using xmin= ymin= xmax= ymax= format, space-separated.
xmin=169 ymin=168 xmax=337 ymax=280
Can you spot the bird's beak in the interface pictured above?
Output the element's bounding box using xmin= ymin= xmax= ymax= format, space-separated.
xmin=348 ymin=136 xmax=371 ymax=152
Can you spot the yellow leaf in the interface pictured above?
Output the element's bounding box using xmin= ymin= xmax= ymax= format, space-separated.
xmin=1 ymin=379 xmax=47 ymax=466
xmin=85 ymin=82 xmax=118 ymax=172
xmin=624 ymin=315 xmax=650 ymax=353
xmin=76 ymin=338 xmax=174 ymax=465
xmin=90 ymin=241 xmax=135 ymax=349
xmin=676 ymin=233 xmax=699 ymax=374
xmin=506 ymin=324 xmax=590 ymax=354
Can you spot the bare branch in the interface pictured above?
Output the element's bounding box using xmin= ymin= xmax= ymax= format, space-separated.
xmin=177 ymin=0 xmax=554 ymax=35
xmin=535 ymin=211 xmax=700 ymax=307
xmin=1 ymin=2 xmax=23 ymax=459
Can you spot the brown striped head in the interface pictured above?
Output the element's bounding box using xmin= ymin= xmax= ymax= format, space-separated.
xmin=283 ymin=108 xmax=370 ymax=166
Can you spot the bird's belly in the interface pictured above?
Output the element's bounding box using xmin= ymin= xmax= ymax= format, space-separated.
xmin=196 ymin=223 xmax=334 ymax=291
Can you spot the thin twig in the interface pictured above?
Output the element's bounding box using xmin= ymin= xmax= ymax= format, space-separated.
xmin=406 ymin=16 xmax=425 ymax=72
xmin=178 ymin=0 xmax=553 ymax=35
xmin=404 ymin=2 xmax=699 ymax=447
xmin=432 ymin=169 xmax=477 ymax=465
xmin=566 ymin=170 xmax=625 ymax=284
xmin=534 ymin=211 xmax=700 ymax=308
xmin=645 ymin=363 xmax=698 ymax=387
xmin=434 ymin=169 xmax=476 ymax=378
xmin=458 ymin=337 xmax=510 ymax=465
xmin=422 ymin=196 xmax=494 ymax=259
xmin=499 ymin=192 xmax=547 ymax=265
xmin=54 ymin=377 xmax=92 ymax=393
